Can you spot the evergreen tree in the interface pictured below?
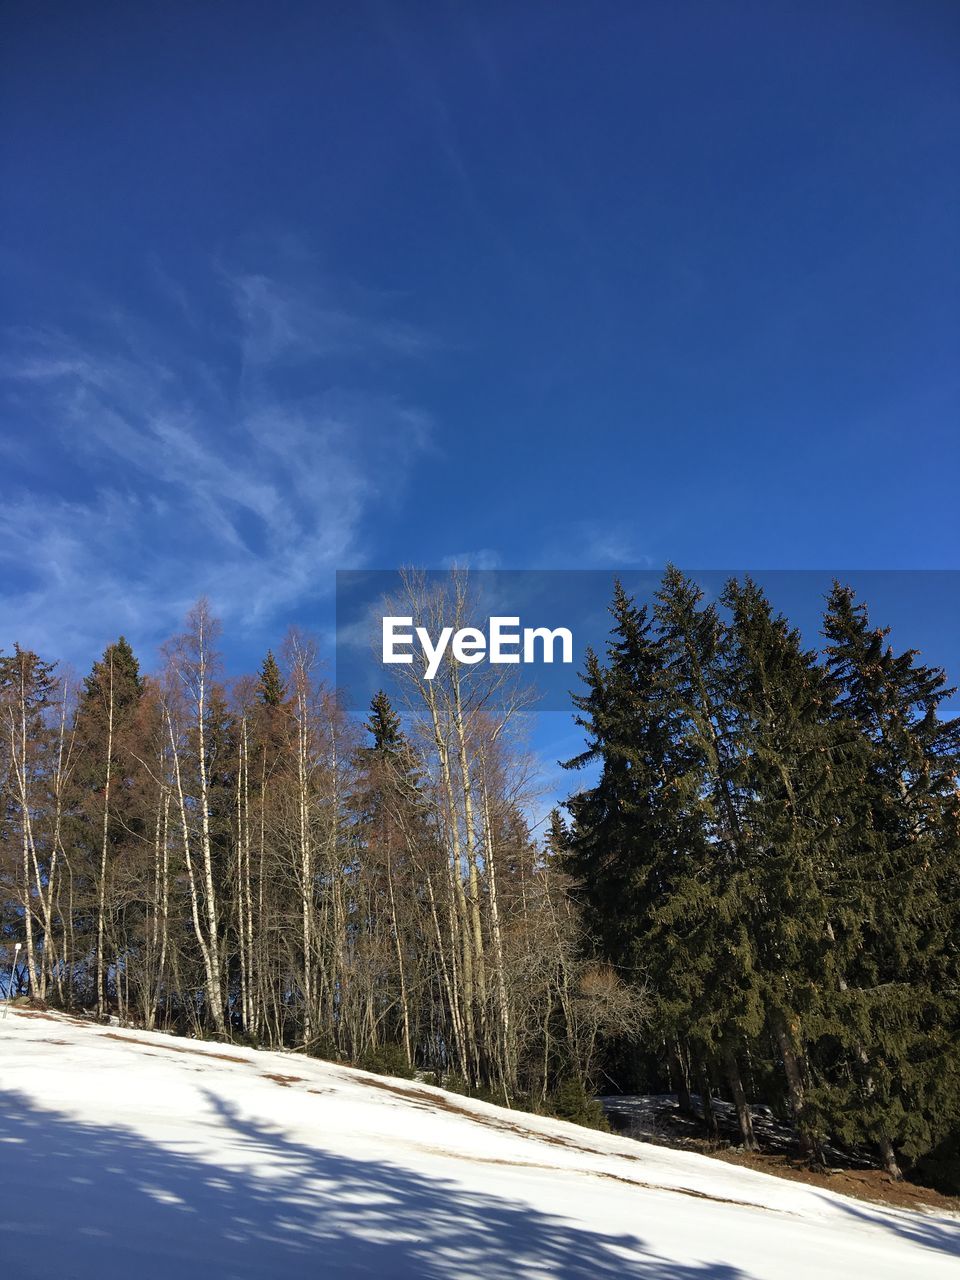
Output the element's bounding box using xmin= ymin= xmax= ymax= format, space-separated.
xmin=365 ymin=690 xmax=405 ymax=756
xmin=204 ymin=685 xmax=239 ymax=897
xmin=561 ymin=572 xmax=960 ymax=1173
xmin=82 ymin=636 xmax=143 ymax=710
xmin=0 ymin=644 xmax=58 ymax=707
xmin=257 ymin=650 xmax=286 ymax=708
xmin=820 ymin=583 xmax=960 ymax=1176
xmin=71 ymin=636 xmax=145 ymax=1012
xmin=0 ymin=645 xmax=59 ymax=996
xmin=353 ymin=690 xmax=431 ymax=1067
xmin=652 ymin=569 xmax=764 ymax=1147
xmin=720 ymin=577 xmax=862 ymax=1159
xmin=562 ymin=582 xmax=674 ymax=969
xmin=561 ymin=583 xmax=727 ymax=1119
xmin=544 ymin=808 xmax=570 ymax=862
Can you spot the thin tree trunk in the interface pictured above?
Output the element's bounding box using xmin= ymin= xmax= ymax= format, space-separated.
xmin=722 ymin=1040 xmax=758 ymax=1150
xmin=166 ymin=706 xmax=222 ymax=1034
xmin=480 ymin=765 xmax=513 ymax=1096
xmin=697 ymin=1061 xmax=719 ymax=1141
xmin=194 ymin=625 xmax=225 ymax=1034
xmin=96 ymin=653 xmax=115 ymax=1019
xmin=772 ymin=1011 xmax=821 ymax=1161
xmin=385 ymin=840 xmax=412 ymax=1067
xmin=8 ymin=680 xmax=41 ymax=996
xmin=669 ymin=1041 xmax=694 ymax=1116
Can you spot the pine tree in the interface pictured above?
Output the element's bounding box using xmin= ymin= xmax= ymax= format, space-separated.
xmin=544 ymin=808 xmax=570 ymax=861
xmin=353 ymin=690 xmax=430 ymax=1068
xmin=0 ymin=645 xmax=58 ymax=723
xmin=720 ymin=577 xmax=859 ymax=1160
xmin=563 ymin=582 xmax=674 ymax=969
xmin=365 ymin=690 xmax=405 ymax=756
xmin=204 ymin=685 xmax=239 ymax=909
xmin=652 ymin=569 xmax=764 ymax=1147
xmin=820 ymin=583 xmax=960 ymax=1176
xmin=257 ymin=650 xmax=285 ymax=708
xmin=72 ymin=637 xmax=145 ymax=1015
xmin=0 ymin=645 xmax=59 ymax=996
xmin=561 ymin=583 xmax=724 ymax=1117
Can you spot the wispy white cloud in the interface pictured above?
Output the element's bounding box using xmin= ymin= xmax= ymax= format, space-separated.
xmin=566 ymin=521 xmax=655 ymax=569
xmin=226 ymin=269 xmax=433 ymax=371
xmin=439 ymin=548 xmax=501 ymax=570
xmin=0 ymin=269 xmax=433 ymax=668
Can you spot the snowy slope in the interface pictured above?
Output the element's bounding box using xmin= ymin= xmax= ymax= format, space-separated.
xmin=1 ymin=1008 xmax=957 ymax=1280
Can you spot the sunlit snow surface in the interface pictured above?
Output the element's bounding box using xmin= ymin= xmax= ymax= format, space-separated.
xmin=1 ymin=1008 xmax=958 ymax=1279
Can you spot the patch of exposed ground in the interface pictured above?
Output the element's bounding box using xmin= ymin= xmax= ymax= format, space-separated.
xmin=710 ymin=1146 xmax=959 ymax=1215
xmin=271 ymin=1069 xmax=957 ymax=1218
xmin=99 ymin=1031 xmax=248 ymax=1066
xmin=413 ymin=1144 xmax=780 ymax=1213
xmin=603 ymin=1093 xmax=959 ymax=1216
xmin=355 ymin=1074 xmax=586 ymax=1152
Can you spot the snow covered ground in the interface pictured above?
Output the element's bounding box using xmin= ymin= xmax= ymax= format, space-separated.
xmin=1 ymin=1008 xmax=957 ymax=1279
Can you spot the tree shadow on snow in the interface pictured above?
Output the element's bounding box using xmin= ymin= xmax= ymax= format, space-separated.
xmin=823 ymin=1194 xmax=960 ymax=1263
xmin=0 ymin=1087 xmax=749 ymax=1280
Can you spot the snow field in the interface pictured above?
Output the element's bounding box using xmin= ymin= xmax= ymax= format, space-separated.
xmin=1 ymin=1009 xmax=957 ymax=1279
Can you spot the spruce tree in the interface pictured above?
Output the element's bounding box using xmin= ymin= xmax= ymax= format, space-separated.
xmin=562 ymin=583 xmax=726 ymax=1120
xmin=204 ymin=685 xmax=239 ymax=908
xmin=544 ymin=808 xmax=570 ymax=862
xmin=563 ymin=582 xmax=674 ymax=969
xmin=353 ymin=689 xmax=430 ymax=1067
xmin=257 ymin=650 xmax=286 ymax=708
xmin=72 ymin=637 xmax=145 ymax=1012
xmin=820 ymin=583 xmax=960 ymax=1176
xmin=365 ymin=690 xmax=405 ymax=756
xmin=0 ymin=645 xmax=59 ymax=996
xmin=652 ymin=568 xmax=764 ymax=1147
xmin=720 ymin=576 xmax=879 ymax=1160
xmin=0 ymin=644 xmax=58 ymax=725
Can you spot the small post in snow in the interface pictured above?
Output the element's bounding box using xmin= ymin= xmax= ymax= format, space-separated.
xmin=5 ymin=942 xmax=22 ymax=1005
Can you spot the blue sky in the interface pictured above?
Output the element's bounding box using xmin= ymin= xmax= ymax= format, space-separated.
xmin=2 ymin=0 xmax=958 ymax=726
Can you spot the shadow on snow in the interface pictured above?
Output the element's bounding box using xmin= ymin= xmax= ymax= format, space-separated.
xmin=825 ymin=1193 xmax=960 ymax=1263
xmin=0 ymin=1087 xmax=748 ymax=1280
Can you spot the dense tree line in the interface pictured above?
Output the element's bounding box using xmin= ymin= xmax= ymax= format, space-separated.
xmin=0 ymin=579 xmax=639 ymax=1124
xmin=560 ymin=569 xmax=960 ymax=1188
xmin=4 ymin=569 xmax=958 ymax=1189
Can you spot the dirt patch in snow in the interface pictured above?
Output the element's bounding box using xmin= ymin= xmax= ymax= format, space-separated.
xmin=355 ymin=1075 xmax=605 ymax=1156
xmin=416 ymin=1144 xmax=776 ymax=1213
xmin=99 ymin=1032 xmax=249 ymax=1066
xmin=382 ymin=1077 xmax=958 ymax=1217
xmin=710 ymin=1147 xmax=960 ymax=1215
xmin=605 ymin=1093 xmax=960 ymax=1216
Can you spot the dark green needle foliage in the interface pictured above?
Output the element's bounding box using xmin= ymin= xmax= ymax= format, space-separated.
xmin=562 ymin=572 xmax=960 ymax=1185
xmin=817 ymin=584 xmax=960 ymax=1175
xmin=257 ymin=650 xmax=286 ymax=708
xmin=563 ymin=582 xmax=676 ymax=970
